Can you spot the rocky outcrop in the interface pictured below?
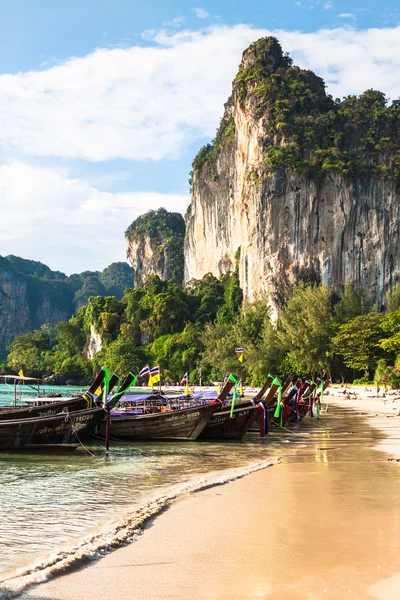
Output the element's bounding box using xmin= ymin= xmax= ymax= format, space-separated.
xmin=83 ymin=326 xmax=103 ymax=360
xmin=126 ymin=208 xmax=185 ymax=286
xmin=185 ymin=37 xmax=400 ymax=312
xmin=0 ymin=261 xmax=70 ymax=358
xmin=0 ymin=256 xmax=134 ymax=357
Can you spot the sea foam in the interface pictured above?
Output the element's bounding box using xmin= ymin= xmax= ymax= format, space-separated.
xmin=0 ymin=456 xmax=279 ymax=599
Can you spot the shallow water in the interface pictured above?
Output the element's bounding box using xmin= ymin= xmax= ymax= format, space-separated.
xmin=12 ymin=403 xmax=400 ymax=600
xmin=2 ymin=385 xmax=395 ymax=599
xmin=0 ymin=384 xmax=292 ymax=580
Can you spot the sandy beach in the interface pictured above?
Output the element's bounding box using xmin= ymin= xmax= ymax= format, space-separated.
xmin=16 ymin=387 xmax=400 ymax=600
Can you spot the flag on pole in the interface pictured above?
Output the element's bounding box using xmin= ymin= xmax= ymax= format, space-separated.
xmin=149 ymin=365 xmax=160 ymax=386
xmin=181 ymin=371 xmax=189 ymax=394
xmin=235 ymin=348 xmax=244 ymax=363
xmin=139 ymin=364 xmax=150 ymax=377
xmin=18 ymin=369 xmax=24 ymax=377
xmin=238 ymin=379 xmax=243 ymax=395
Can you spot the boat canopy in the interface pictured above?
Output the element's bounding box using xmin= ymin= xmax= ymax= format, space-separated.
xmin=1 ymin=375 xmax=43 ymax=383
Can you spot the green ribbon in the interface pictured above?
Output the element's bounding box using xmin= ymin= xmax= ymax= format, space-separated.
xmin=113 ymin=372 xmax=137 ymax=407
xmin=273 ymin=377 xmax=284 ymax=425
xmin=102 ymin=367 xmax=110 ymax=406
xmin=228 ymin=373 xmax=238 ymax=384
xmin=230 ymin=382 xmax=238 ymax=418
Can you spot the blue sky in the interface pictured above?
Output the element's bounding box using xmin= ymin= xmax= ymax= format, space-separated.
xmin=0 ymin=1 xmax=399 ymax=273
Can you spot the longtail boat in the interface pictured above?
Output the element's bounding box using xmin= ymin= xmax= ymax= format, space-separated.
xmin=198 ymin=378 xmax=270 ymax=441
xmin=0 ymin=369 xmax=110 ymax=421
xmin=99 ymin=401 xmax=218 ymax=442
xmin=97 ymin=380 xmax=234 ymax=442
xmin=0 ymin=406 xmax=106 ymax=451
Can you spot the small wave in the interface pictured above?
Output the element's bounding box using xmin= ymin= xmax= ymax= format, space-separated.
xmin=0 ymin=456 xmax=279 ymax=599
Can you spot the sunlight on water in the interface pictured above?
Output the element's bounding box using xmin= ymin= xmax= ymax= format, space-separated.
xmin=0 ymin=385 xmax=287 ymax=577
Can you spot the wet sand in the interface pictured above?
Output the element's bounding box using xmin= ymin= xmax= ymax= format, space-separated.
xmin=20 ymin=397 xmax=400 ymax=600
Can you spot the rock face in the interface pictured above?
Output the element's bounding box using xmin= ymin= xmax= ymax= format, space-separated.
xmin=185 ymin=37 xmax=400 ymax=312
xmin=0 ymin=262 xmax=69 ymax=358
xmin=0 ymin=256 xmax=133 ymax=358
xmin=126 ymin=208 xmax=185 ymax=286
xmin=83 ymin=326 xmax=103 ymax=361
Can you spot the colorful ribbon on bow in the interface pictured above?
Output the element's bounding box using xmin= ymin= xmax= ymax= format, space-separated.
xmin=272 ymin=377 xmax=284 ymax=427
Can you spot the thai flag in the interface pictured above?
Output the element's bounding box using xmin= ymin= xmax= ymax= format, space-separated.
xmin=235 ymin=347 xmax=243 ymax=355
xmin=181 ymin=372 xmax=188 ymax=384
xmin=139 ymin=365 xmax=150 ymax=377
xmin=150 ymin=366 xmax=160 ymax=375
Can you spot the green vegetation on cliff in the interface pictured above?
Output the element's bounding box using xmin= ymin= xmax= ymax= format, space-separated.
xmin=0 ymin=255 xmax=133 ymax=325
xmin=126 ymin=208 xmax=185 ymax=284
xmin=192 ymin=36 xmax=400 ymax=186
xmin=6 ymin=268 xmax=400 ymax=387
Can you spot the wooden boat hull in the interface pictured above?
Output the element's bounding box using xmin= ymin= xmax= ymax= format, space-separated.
xmin=198 ymin=404 xmax=261 ymax=441
xmin=100 ymin=403 xmax=218 ymax=441
xmin=0 ymin=407 xmax=106 ymax=451
xmin=0 ymin=396 xmax=91 ymax=421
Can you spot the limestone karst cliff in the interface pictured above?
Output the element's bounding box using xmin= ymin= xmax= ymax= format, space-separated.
xmin=0 ymin=256 xmax=133 ymax=358
xmin=185 ymin=37 xmax=400 ymax=311
xmin=126 ymin=208 xmax=185 ymax=286
xmin=0 ymin=258 xmax=70 ymax=359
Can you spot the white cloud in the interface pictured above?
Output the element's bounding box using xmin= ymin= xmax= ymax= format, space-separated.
xmin=193 ymin=8 xmax=209 ymax=19
xmin=164 ymin=15 xmax=186 ymax=27
xmin=1 ymin=23 xmax=400 ymax=272
xmin=338 ymin=13 xmax=356 ymax=19
xmin=0 ymin=162 xmax=189 ymax=273
xmin=323 ymin=2 xmax=333 ymax=9
xmin=0 ymin=23 xmax=399 ymax=166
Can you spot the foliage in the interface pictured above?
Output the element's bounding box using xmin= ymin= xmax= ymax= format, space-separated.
xmin=386 ymin=284 xmax=400 ymax=313
xmin=191 ymin=36 xmax=400 ymax=187
xmin=96 ymin=339 xmax=146 ymax=376
xmin=379 ymin=310 xmax=400 ymax=353
xmin=6 ymin=326 xmax=56 ymax=378
xmin=191 ymin=117 xmax=236 ymax=174
xmin=277 ymin=283 xmax=334 ymax=376
xmin=374 ymin=359 xmax=392 ymax=387
xmin=99 ymin=262 xmax=134 ymax=298
xmin=0 ymin=254 xmax=134 ymax=338
xmin=334 ymin=283 xmax=371 ymax=326
xmin=332 ymin=313 xmax=385 ymax=377
xmin=7 ymin=268 xmax=400 ymax=384
xmin=216 ymin=270 xmax=243 ymax=324
xmin=125 ymin=208 xmax=185 ymax=284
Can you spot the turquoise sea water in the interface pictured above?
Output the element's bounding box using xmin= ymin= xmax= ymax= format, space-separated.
xmin=0 ymin=384 xmax=290 ymax=583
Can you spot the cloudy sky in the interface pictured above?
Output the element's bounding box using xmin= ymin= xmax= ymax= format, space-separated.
xmin=0 ymin=0 xmax=399 ymax=274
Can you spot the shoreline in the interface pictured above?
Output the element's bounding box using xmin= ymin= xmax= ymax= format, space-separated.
xmin=1 ymin=457 xmax=280 ymax=597
xmin=9 ymin=390 xmax=400 ymax=599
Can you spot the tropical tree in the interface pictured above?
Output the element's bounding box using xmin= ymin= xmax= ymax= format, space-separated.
xmin=278 ymin=283 xmax=334 ymax=376
xmin=332 ymin=313 xmax=384 ymax=379
xmin=334 ymin=282 xmax=371 ymax=325
xmin=386 ymin=285 xmax=400 ymax=313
